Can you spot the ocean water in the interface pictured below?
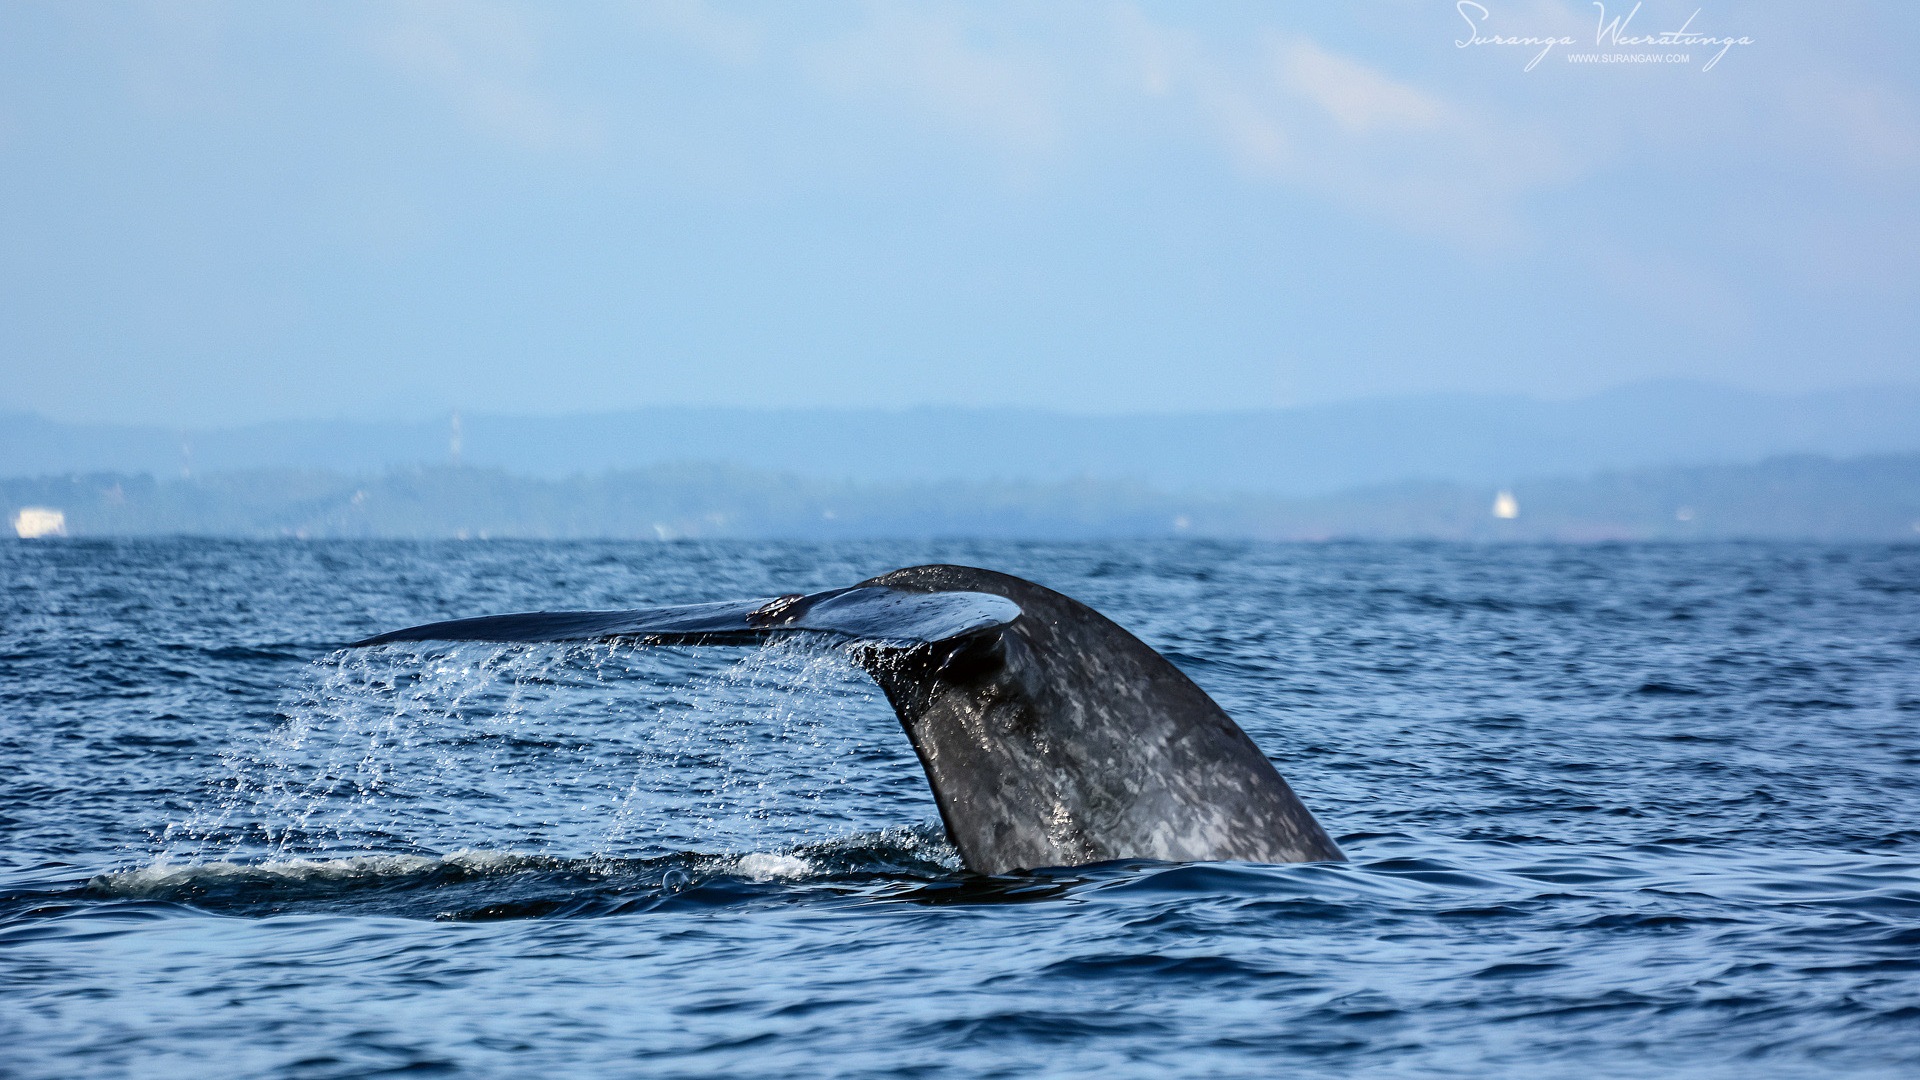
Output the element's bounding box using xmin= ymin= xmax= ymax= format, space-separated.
xmin=3 ymin=538 xmax=1917 ymax=1078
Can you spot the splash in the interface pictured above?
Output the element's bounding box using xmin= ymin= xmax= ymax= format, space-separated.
xmin=151 ymin=635 xmax=920 ymax=873
xmin=600 ymin=635 xmax=909 ymax=854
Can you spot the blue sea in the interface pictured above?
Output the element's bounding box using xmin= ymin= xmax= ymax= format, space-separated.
xmin=3 ymin=539 xmax=1918 ymax=1078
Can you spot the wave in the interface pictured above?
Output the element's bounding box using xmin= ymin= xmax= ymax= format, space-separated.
xmin=61 ymin=832 xmax=1920 ymax=928
xmin=80 ymin=824 xmax=964 ymax=919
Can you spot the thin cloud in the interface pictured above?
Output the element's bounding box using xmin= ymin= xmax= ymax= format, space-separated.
xmin=371 ymin=0 xmax=601 ymax=153
xmin=1280 ymin=38 xmax=1446 ymax=135
xmin=633 ymin=0 xmax=767 ymax=69
xmin=795 ymin=5 xmax=1063 ymax=156
xmin=1116 ymin=18 xmax=1574 ymax=247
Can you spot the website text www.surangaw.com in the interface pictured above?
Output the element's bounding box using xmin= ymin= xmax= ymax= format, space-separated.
xmin=1567 ymin=52 xmax=1690 ymax=63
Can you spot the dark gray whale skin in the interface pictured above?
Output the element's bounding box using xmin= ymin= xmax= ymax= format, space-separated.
xmin=350 ymin=563 xmax=1342 ymax=874
xmin=855 ymin=565 xmax=1342 ymax=874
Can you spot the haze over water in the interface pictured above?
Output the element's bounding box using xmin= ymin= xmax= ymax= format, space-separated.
xmin=4 ymin=538 xmax=1917 ymax=1077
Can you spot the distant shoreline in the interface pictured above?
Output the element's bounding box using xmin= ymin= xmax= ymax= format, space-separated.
xmin=9 ymin=452 xmax=1918 ymax=542
xmin=8 ymin=383 xmax=1920 ymax=501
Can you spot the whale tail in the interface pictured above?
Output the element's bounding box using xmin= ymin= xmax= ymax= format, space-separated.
xmin=350 ymin=564 xmax=1343 ymax=874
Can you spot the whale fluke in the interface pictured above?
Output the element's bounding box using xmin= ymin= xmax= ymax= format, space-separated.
xmin=349 ymin=586 xmax=1021 ymax=649
xmin=350 ymin=564 xmax=1342 ymax=874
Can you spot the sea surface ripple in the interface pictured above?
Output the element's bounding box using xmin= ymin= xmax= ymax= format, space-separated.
xmin=3 ymin=539 xmax=1918 ymax=1078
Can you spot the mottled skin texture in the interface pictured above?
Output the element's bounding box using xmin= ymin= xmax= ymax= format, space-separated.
xmin=854 ymin=565 xmax=1344 ymax=875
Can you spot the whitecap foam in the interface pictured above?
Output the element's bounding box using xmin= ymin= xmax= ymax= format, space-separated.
xmin=92 ymin=824 xmax=960 ymax=902
xmin=729 ymin=852 xmax=816 ymax=881
xmin=93 ymin=848 xmax=545 ymax=895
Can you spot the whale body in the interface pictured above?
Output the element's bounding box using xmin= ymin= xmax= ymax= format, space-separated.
xmin=352 ymin=564 xmax=1343 ymax=874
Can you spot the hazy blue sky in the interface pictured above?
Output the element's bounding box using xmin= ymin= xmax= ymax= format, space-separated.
xmin=1 ymin=1 xmax=1915 ymax=424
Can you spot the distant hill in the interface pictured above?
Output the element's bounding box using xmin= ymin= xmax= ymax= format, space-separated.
xmin=5 ymin=382 xmax=1919 ymax=497
xmin=6 ymin=454 xmax=1918 ymax=542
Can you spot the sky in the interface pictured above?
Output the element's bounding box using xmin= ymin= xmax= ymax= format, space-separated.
xmin=0 ymin=0 xmax=1915 ymax=425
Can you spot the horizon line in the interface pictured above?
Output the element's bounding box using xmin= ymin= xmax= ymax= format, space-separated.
xmin=8 ymin=377 xmax=1920 ymax=431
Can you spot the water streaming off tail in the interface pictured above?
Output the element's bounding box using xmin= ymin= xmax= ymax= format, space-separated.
xmin=154 ymin=636 xmax=926 ymax=869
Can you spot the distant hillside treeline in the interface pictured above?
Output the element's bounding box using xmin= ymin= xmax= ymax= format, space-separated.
xmin=8 ymin=382 xmax=1920 ymax=497
xmin=6 ymin=455 xmax=1920 ymax=541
